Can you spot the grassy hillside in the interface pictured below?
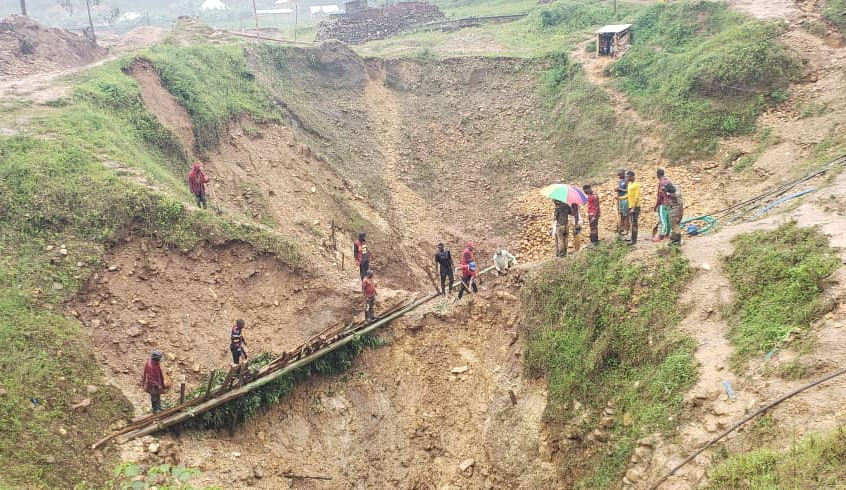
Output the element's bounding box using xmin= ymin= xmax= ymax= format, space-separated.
xmin=522 ymin=245 xmax=696 ymax=487
xmin=0 ymin=44 xmax=300 ymax=488
xmin=610 ymin=1 xmax=802 ymax=160
xmin=707 ymin=428 xmax=846 ymax=488
xmin=723 ymin=222 xmax=839 ymax=369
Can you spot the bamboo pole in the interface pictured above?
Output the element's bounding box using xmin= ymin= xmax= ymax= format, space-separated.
xmin=114 ymin=292 xmax=440 ymax=444
xmin=94 ymin=264 xmax=498 ymax=448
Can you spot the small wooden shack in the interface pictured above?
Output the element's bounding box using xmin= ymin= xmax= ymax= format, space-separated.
xmin=596 ymin=24 xmax=632 ymax=57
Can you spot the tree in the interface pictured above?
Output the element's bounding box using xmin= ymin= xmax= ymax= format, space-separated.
xmin=57 ymin=0 xmax=97 ymax=42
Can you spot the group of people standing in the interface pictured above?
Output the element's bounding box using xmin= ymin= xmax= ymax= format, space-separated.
xmin=552 ymin=167 xmax=685 ymax=258
xmin=615 ymin=168 xmax=684 ymax=247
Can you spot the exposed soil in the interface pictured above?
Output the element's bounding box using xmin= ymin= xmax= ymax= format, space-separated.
xmin=68 ymin=239 xmax=390 ymax=414
xmin=122 ymin=274 xmax=561 ymax=489
xmin=129 ymin=59 xmax=197 ymax=155
xmin=0 ymin=15 xmax=106 ymax=82
xmin=634 ymin=168 xmax=846 ymax=489
xmin=5 ymin=5 xmax=846 ymax=487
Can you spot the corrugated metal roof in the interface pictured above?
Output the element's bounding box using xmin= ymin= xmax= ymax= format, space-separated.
xmin=596 ymin=24 xmax=633 ymax=34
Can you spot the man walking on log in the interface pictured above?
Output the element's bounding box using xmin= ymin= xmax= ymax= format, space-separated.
xmin=362 ymin=270 xmax=377 ymax=322
xmin=435 ymin=242 xmax=454 ymax=296
xmin=140 ymin=351 xmax=167 ymax=414
xmin=230 ymin=319 xmax=248 ymax=366
xmin=354 ymin=232 xmax=371 ymax=280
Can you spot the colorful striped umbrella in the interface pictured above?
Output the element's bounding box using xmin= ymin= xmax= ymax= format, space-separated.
xmin=538 ymin=184 xmax=588 ymax=205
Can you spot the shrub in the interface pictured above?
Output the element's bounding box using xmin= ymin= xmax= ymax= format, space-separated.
xmin=522 ymin=244 xmax=695 ymax=485
xmin=724 ymin=222 xmax=840 ymax=365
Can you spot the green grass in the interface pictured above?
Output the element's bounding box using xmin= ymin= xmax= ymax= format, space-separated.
xmin=542 ymin=51 xmax=634 ymax=176
xmin=823 ymin=0 xmax=846 ymax=35
xmin=136 ymin=44 xmax=281 ymax=154
xmin=723 ymin=222 xmax=840 ymax=367
xmin=358 ymin=0 xmax=637 ymax=58
xmin=610 ymin=1 xmax=802 ymax=160
xmin=706 ymin=428 xmax=846 ymax=489
xmin=521 ymin=244 xmax=696 ymax=487
xmin=0 ymin=44 xmax=303 ymax=487
xmin=733 ymin=127 xmax=781 ymax=172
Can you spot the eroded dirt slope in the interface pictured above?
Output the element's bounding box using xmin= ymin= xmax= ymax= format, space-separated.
xmin=69 ymin=239 xmax=385 ymax=413
xmin=127 ymin=273 xmax=560 ymax=489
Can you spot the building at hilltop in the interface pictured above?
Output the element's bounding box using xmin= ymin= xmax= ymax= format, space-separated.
xmin=316 ymin=0 xmax=444 ymax=45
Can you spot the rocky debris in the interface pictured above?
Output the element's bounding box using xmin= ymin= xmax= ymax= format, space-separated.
xmin=70 ymin=398 xmax=91 ymax=410
xmin=127 ymin=326 xmax=142 ymax=337
xmin=148 ymin=442 xmax=160 ymax=454
xmin=317 ymin=1 xmax=444 ymax=45
xmin=85 ymin=384 xmax=98 ymax=394
xmin=0 ymin=15 xmax=107 ymax=81
xmin=515 ymin=163 xmax=714 ymax=263
xmin=450 ymin=366 xmax=468 ymax=374
xmin=458 ymin=458 xmax=475 ymax=476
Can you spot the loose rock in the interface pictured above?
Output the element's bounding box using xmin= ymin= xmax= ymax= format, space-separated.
xmin=450 ymin=366 xmax=468 ymax=374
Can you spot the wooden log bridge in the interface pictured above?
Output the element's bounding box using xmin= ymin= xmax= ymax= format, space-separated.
xmin=92 ymin=264 xmax=495 ymax=449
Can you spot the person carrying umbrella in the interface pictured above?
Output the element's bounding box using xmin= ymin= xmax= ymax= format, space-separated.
xmin=540 ymin=183 xmax=587 ymax=258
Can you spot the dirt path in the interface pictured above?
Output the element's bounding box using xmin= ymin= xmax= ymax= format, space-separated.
xmin=636 ymin=169 xmax=846 ymax=488
xmin=729 ymin=0 xmax=801 ymax=19
xmin=570 ymin=40 xmax=665 ymax=164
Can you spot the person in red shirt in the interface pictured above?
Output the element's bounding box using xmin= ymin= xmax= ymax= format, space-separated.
xmin=353 ymin=232 xmax=371 ymax=280
xmin=140 ymin=351 xmax=167 ymax=413
xmin=461 ymin=241 xmax=475 ymax=266
xmin=187 ymin=161 xmax=209 ymax=209
xmin=361 ymin=269 xmax=377 ymax=322
xmin=457 ymin=261 xmax=479 ymax=301
xmin=584 ymin=184 xmax=601 ymax=246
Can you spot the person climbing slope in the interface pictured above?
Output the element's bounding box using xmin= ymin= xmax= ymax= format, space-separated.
xmin=353 ymin=232 xmax=371 ymax=280
xmin=362 ymin=269 xmax=377 ymax=322
xmin=140 ymin=351 xmax=168 ymax=414
xmin=230 ymin=319 xmax=248 ymax=366
xmin=626 ymin=170 xmax=642 ymax=246
xmin=434 ymin=242 xmax=454 ymax=296
xmin=187 ymin=161 xmax=209 ymax=209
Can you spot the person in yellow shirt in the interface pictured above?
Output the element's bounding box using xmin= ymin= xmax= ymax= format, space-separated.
xmin=625 ymin=170 xmax=642 ymax=245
